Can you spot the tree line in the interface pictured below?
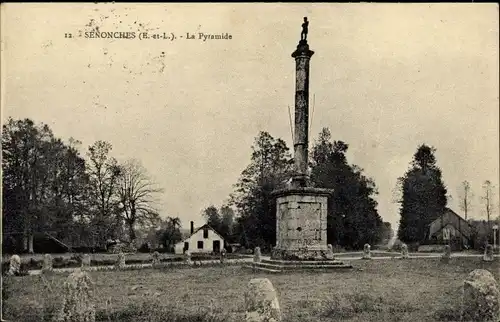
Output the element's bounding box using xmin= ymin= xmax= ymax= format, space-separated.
xmin=4 ymin=117 xmax=495 ymax=254
xmin=2 ymin=118 xmax=164 ymax=253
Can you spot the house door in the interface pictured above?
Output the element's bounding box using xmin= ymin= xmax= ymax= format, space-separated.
xmin=213 ymin=240 xmax=221 ymax=253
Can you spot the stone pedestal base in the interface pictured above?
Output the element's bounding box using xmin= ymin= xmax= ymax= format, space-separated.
xmin=271 ymin=246 xmax=331 ymax=261
xmin=271 ymin=187 xmax=333 ymax=261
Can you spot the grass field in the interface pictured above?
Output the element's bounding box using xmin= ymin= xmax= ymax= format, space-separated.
xmin=2 ymin=257 xmax=499 ymax=322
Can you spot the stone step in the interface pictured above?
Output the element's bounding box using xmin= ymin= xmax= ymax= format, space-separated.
xmin=243 ymin=265 xmax=281 ymax=273
xmin=251 ymin=262 xmax=353 ymax=272
xmin=260 ymin=259 xmax=346 ymax=266
xmin=265 ymin=264 xmax=352 ymax=270
xmin=256 ymin=261 xmax=349 ymax=268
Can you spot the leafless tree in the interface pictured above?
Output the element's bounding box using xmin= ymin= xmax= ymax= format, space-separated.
xmin=482 ymin=180 xmax=495 ymax=227
xmin=117 ymin=159 xmax=164 ymax=242
xmin=458 ymin=180 xmax=473 ymax=220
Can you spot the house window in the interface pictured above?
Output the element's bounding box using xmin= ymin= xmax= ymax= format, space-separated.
xmin=203 ymin=228 xmax=209 ymax=239
xmin=197 ymin=241 xmax=204 ymax=249
xmin=184 ymin=242 xmax=189 ymax=251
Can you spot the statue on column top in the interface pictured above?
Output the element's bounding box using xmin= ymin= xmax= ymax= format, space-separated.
xmin=301 ymin=17 xmax=309 ymax=41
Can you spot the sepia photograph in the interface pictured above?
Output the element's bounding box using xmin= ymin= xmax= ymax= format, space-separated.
xmin=1 ymin=3 xmax=499 ymax=322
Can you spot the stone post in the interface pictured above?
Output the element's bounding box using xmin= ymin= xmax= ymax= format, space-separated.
xmin=441 ymin=245 xmax=451 ymax=263
xmin=220 ymin=248 xmax=226 ymax=264
xmin=81 ymin=254 xmax=91 ymax=270
xmin=362 ymin=244 xmax=371 ymax=260
xmin=115 ymin=252 xmax=125 ymax=270
xmin=152 ymin=251 xmax=160 ymax=267
xmin=325 ymin=244 xmax=334 ymax=260
xmin=400 ymin=243 xmax=409 ymax=259
xmin=56 ymin=269 xmax=96 ymax=322
xmin=462 ymin=269 xmax=500 ymax=321
xmin=253 ymin=247 xmax=262 ymax=263
xmin=42 ymin=254 xmax=53 ymax=274
xmin=483 ymin=244 xmax=494 ymax=262
xmin=185 ymin=250 xmax=192 ymax=265
xmin=8 ymin=254 xmax=21 ymax=276
xmin=291 ymin=39 xmax=314 ymax=188
xmin=245 ymin=278 xmax=281 ymax=322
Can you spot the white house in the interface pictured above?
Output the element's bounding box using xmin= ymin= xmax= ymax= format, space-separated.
xmin=174 ymin=222 xmax=225 ymax=255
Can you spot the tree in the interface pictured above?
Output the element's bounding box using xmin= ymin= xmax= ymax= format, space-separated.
xmin=44 ymin=137 xmax=90 ymax=247
xmin=86 ymin=141 xmax=122 ymax=247
xmin=202 ymin=205 xmax=222 ymax=232
xmin=378 ymin=222 xmax=393 ymax=243
xmin=220 ymin=205 xmax=235 ymax=241
xmin=458 ymin=180 xmax=473 ymax=220
xmin=397 ymin=144 xmax=448 ymax=244
xmin=116 ymin=159 xmax=163 ymax=242
xmin=2 ymin=118 xmax=90 ymax=253
xmin=230 ymin=131 xmax=293 ymax=249
xmin=158 ymin=216 xmax=182 ymax=252
xmin=310 ymin=128 xmax=383 ymax=249
xmin=482 ymin=180 xmax=495 ymax=227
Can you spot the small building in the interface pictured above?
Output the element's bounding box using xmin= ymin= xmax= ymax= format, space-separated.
xmin=428 ymin=208 xmax=473 ymax=250
xmin=174 ymin=222 xmax=225 ymax=255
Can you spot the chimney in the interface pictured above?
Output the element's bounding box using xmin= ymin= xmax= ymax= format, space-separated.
xmin=190 ymin=221 xmax=194 ymax=234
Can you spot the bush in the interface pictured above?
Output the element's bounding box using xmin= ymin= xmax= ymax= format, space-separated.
xmin=70 ymin=253 xmax=83 ymax=265
xmin=389 ymin=239 xmax=403 ymax=252
xmin=154 ymin=247 xmax=171 ymax=254
xmin=138 ymin=243 xmax=151 ymax=253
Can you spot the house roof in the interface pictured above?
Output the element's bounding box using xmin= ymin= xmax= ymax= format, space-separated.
xmin=175 ymin=224 xmax=225 ymax=245
xmin=429 ymin=208 xmax=473 ymax=239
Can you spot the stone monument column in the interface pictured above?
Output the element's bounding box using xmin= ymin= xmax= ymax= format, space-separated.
xmin=247 ymin=18 xmax=352 ymax=271
xmin=270 ymin=19 xmax=333 ymax=261
xmin=291 ymin=40 xmax=314 ymax=188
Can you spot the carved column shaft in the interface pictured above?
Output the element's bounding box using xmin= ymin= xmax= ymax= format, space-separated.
xmin=291 ymin=43 xmax=314 ymax=187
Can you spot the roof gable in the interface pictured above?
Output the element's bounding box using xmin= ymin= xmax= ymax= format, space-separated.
xmin=179 ymin=224 xmax=225 ymax=243
xmin=429 ymin=208 xmax=473 ymax=238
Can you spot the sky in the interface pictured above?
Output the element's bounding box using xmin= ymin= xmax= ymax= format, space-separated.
xmin=2 ymin=3 xmax=499 ymax=231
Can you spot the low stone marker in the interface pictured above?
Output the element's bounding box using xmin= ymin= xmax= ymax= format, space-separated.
xmin=56 ymin=269 xmax=96 ymax=322
xmin=441 ymin=245 xmax=451 ymax=263
xmin=151 ymin=251 xmax=160 ymax=267
xmin=8 ymin=254 xmax=21 ymax=276
xmin=185 ymin=250 xmax=192 ymax=265
xmin=81 ymin=254 xmax=91 ymax=269
xmin=362 ymin=244 xmax=371 ymax=259
xmin=325 ymin=244 xmax=334 ymax=260
xmin=254 ymin=247 xmax=261 ymax=263
xmin=483 ymin=244 xmax=494 ymax=262
xmin=42 ymin=254 xmax=53 ymax=274
xmin=462 ymin=269 xmax=500 ymax=322
xmin=115 ymin=252 xmax=125 ymax=270
xmin=400 ymin=243 xmax=409 ymax=259
xmin=245 ymin=278 xmax=281 ymax=322
xmin=220 ymin=248 xmax=227 ymax=264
